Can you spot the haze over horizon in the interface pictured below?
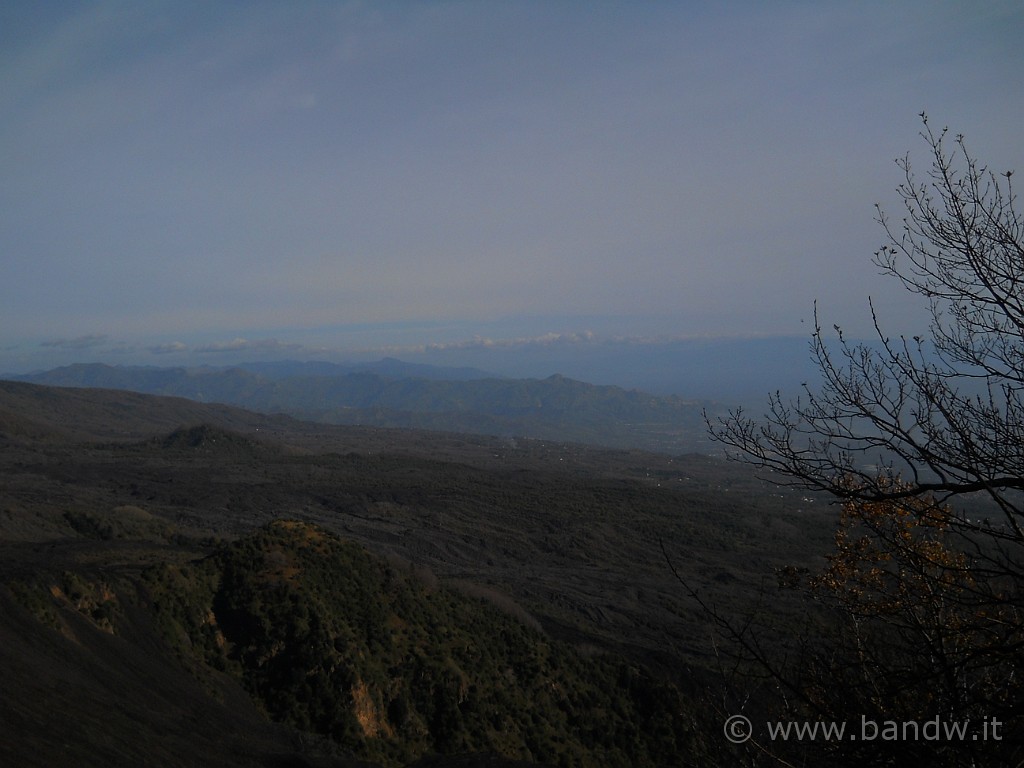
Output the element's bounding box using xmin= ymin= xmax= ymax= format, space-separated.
xmin=3 ymin=1 xmax=1023 ymax=378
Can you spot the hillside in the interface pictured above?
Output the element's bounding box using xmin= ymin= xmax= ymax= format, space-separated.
xmin=12 ymin=362 xmax=715 ymax=453
xmin=0 ymin=381 xmax=834 ymax=766
xmin=142 ymin=520 xmax=696 ymax=766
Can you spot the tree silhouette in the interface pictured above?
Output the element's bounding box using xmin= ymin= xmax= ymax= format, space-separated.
xmin=707 ymin=115 xmax=1024 ymax=766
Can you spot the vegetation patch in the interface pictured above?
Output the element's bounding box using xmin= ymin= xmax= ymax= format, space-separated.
xmin=145 ymin=520 xmax=698 ymax=767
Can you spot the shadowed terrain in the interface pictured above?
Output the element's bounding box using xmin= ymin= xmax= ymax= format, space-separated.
xmin=0 ymin=380 xmax=834 ymax=766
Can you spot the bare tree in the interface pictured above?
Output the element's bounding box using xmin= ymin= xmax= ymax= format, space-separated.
xmin=712 ymin=113 xmax=1024 ymax=542
xmin=706 ymin=115 xmax=1024 ymax=766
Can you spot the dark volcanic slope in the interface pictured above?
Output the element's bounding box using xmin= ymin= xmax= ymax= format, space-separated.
xmin=0 ymin=378 xmax=294 ymax=441
xmin=0 ymin=381 xmax=833 ymax=765
xmin=0 ymin=380 xmax=832 ymax=668
xmin=0 ymin=584 xmax=368 ymax=768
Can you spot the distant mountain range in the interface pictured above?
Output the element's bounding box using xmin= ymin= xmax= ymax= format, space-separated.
xmin=391 ymin=335 xmax=822 ymax=402
xmin=235 ymin=356 xmax=495 ymax=381
xmin=10 ymin=361 xmax=718 ymax=454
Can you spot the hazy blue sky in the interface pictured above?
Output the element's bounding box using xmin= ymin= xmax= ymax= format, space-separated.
xmin=2 ymin=1 xmax=1023 ymax=373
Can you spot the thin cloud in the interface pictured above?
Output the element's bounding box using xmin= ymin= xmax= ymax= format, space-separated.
xmin=148 ymin=341 xmax=189 ymax=355
xmin=379 ymin=331 xmax=601 ymax=355
xmin=40 ymin=334 xmax=108 ymax=350
xmin=429 ymin=331 xmax=598 ymax=351
xmin=194 ymin=338 xmax=303 ymax=354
